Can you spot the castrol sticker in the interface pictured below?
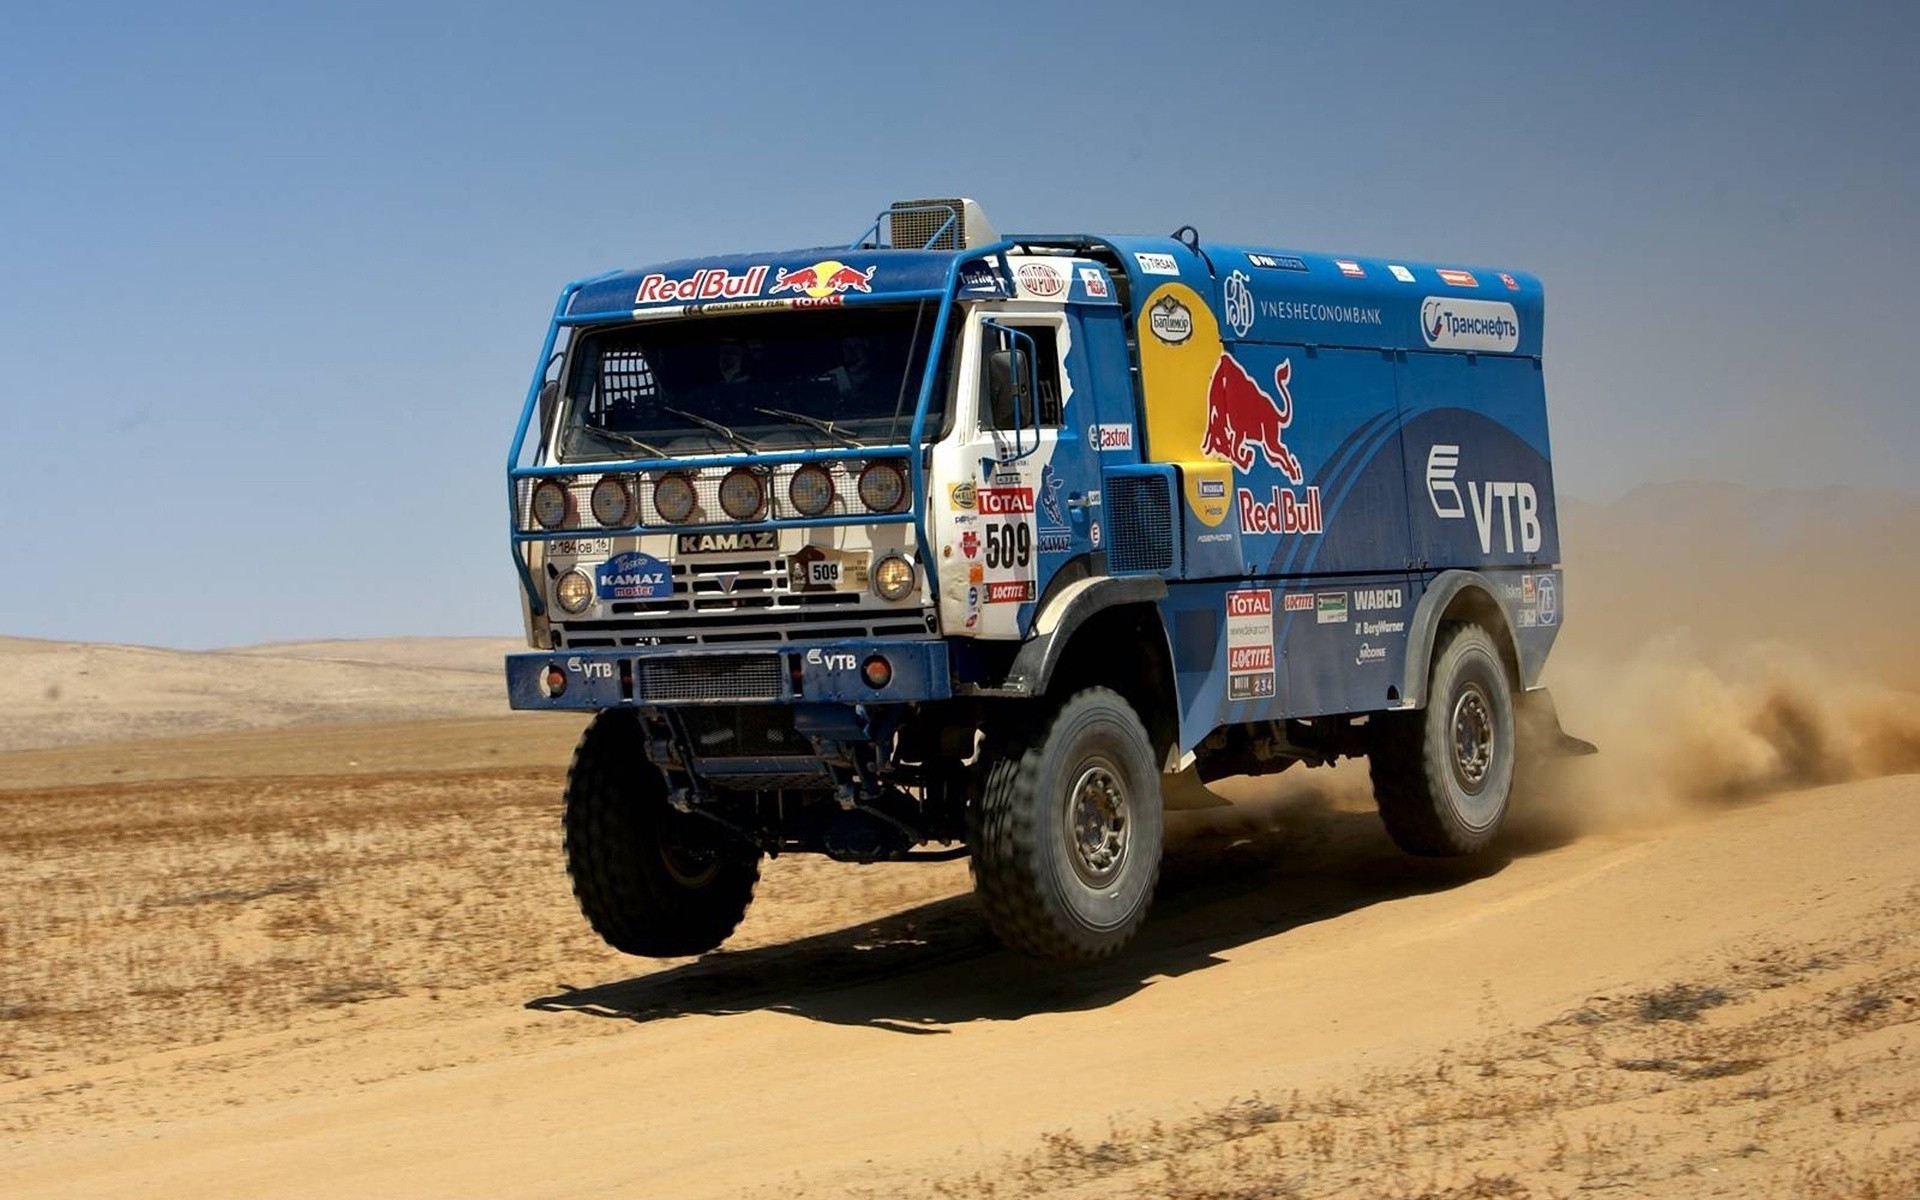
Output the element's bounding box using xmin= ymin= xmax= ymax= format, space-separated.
xmin=1226 ymin=589 xmax=1276 ymax=700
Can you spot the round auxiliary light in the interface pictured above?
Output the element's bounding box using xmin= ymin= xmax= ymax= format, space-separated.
xmin=652 ymin=473 xmax=697 ymax=524
xmin=857 ymin=460 xmax=907 ymax=513
xmin=554 ymin=569 xmax=594 ymax=614
xmin=861 ymin=655 xmax=893 ymax=689
xmin=589 ymin=475 xmax=633 ymax=528
xmin=531 ymin=480 xmax=571 ymax=530
xmin=719 ymin=468 xmax=766 ymax=520
xmin=872 ymin=553 xmax=916 ymax=602
xmin=540 ymin=663 xmax=567 ymax=698
xmin=787 ymin=464 xmax=835 ymax=517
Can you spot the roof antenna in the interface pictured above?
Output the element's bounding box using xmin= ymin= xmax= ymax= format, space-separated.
xmin=1170 ymin=225 xmax=1202 ymax=253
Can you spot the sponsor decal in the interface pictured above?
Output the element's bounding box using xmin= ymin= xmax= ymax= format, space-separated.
xmin=1134 ymin=251 xmax=1181 ymax=276
xmin=788 ymin=545 xmax=870 ymax=594
xmin=986 ymin=580 xmax=1035 ymax=604
xmin=1090 ymin=520 xmax=1102 ymax=548
xmin=1078 ymin=266 xmax=1110 ymax=298
xmin=1537 ymin=575 xmax=1558 ymax=626
xmin=677 ymin=530 xmax=777 ymax=554
xmin=1388 ymin=263 xmax=1416 ymax=283
xmin=1355 ymin=643 xmax=1388 ymax=666
xmin=769 ymin=260 xmax=875 ymax=299
xmin=1226 ymin=589 xmax=1277 ymax=700
xmin=1198 ymin=479 xmax=1227 ymax=499
xmin=1203 ymin=356 xmax=1303 ymax=481
xmin=959 ymin=263 xmax=1007 ymax=297
xmin=1499 ymin=272 xmax=1520 ymax=291
xmin=960 ymin=530 xmax=979 ymax=559
xmin=1237 ymin=485 xmax=1322 ymax=535
xmin=1015 ymin=261 xmax=1066 ymax=297
xmin=1357 ymin=619 xmax=1405 ymax=636
xmin=549 ymin=537 xmax=612 ymax=558
xmin=978 ymin=486 xmax=1034 ymax=515
xmin=1335 ymin=259 xmax=1365 ymax=278
xmin=595 ymin=551 xmax=671 ymax=601
xmin=1038 ymin=464 xmax=1067 ymax=529
xmin=1223 ymin=270 xmax=1255 ymax=338
xmin=563 ymin=656 xmax=614 ymax=682
xmin=1317 ymin=592 xmax=1348 ymax=624
xmin=1425 ymin=444 xmax=1544 ymax=553
xmin=1436 ymin=268 xmax=1479 ymax=288
xmin=1090 ymin=423 xmax=1134 ymax=452
xmin=1522 ymin=575 xmax=1537 ymax=604
xmin=1248 ymin=252 xmax=1308 ymax=272
xmin=1354 ymin=587 xmax=1403 ymax=611
xmin=1197 ymin=531 xmax=1233 ymax=543
xmin=1258 ymin=299 xmax=1383 ymax=327
xmin=634 ymin=266 xmax=769 ymax=305
xmin=968 ymin=562 xmax=984 ymax=583
xmin=1517 ymin=608 xmax=1538 ymax=628
xmin=1420 ymin=297 xmax=1520 ymax=353
xmin=947 ymin=480 xmax=977 ymax=510
xmin=805 ymin=648 xmax=860 ymax=672
xmin=1283 ymin=593 xmax=1315 ymax=612
xmin=1148 ymin=295 xmax=1193 ymax=344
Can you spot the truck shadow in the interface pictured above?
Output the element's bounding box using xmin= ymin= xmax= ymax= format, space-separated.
xmin=526 ymin=791 xmax=1561 ymax=1034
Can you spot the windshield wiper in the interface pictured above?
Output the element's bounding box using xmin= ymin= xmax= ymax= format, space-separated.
xmin=576 ymin=425 xmax=669 ymax=457
xmin=752 ymin=406 xmax=864 ymax=449
xmin=662 ymin=406 xmax=762 ymax=454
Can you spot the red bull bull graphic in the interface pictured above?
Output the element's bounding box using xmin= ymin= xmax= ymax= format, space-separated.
xmin=770 ymin=259 xmax=876 ymax=299
xmin=1202 ymin=355 xmax=1304 ymax=482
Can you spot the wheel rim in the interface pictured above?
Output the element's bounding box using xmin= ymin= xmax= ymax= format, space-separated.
xmin=1065 ymin=758 xmax=1130 ymax=888
xmin=659 ymin=841 xmax=720 ymax=889
xmin=1450 ymin=683 xmax=1496 ymax=796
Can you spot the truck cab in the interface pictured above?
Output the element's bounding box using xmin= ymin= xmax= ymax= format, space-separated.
xmin=505 ymin=199 xmax=1589 ymax=962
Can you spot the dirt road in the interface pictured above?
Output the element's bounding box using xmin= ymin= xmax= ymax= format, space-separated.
xmin=3 ymin=718 xmax=1915 ymax=1198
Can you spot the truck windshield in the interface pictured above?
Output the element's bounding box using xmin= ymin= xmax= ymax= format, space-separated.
xmin=557 ymin=302 xmax=948 ymax=461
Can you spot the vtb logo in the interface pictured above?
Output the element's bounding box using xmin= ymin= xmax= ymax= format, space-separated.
xmin=1426 ymin=443 xmax=1543 ymax=554
xmin=1201 ymin=355 xmax=1303 ymax=482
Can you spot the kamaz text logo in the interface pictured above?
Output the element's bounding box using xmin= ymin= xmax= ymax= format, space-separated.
xmin=1426 ymin=444 xmax=1543 ymax=554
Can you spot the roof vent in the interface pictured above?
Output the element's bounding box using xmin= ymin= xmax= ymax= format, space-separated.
xmin=887 ymin=198 xmax=998 ymax=250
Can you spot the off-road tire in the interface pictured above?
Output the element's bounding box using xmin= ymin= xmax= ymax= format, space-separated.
xmin=563 ymin=710 xmax=761 ymax=957
xmin=969 ymin=688 xmax=1163 ymax=961
xmin=1368 ymin=622 xmax=1516 ymax=856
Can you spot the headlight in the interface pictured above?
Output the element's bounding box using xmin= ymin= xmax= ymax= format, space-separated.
xmin=872 ymin=553 xmax=916 ymax=601
xmin=653 ymin=473 xmax=697 ymax=523
xmin=531 ymin=480 xmax=571 ymax=530
xmin=719 ymin=468 xmax=766 ymax=520
xmin=857 ymin=460 xmax=907 ymax=513
xmin=554 ymin=569 xmax=594 ymax=614
xmin=589 ymin=476 xmax=633 ymax=527
xmin=788 ymin=465 xmax=835 ymax=517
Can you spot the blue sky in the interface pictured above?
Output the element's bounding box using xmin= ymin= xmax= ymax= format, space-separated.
xmin=2 ymin=1 xmax=1915 ymax=647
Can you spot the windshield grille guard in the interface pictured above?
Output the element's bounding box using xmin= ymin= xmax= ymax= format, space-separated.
xmin=506 ymin=241 xmax=1016 ymax=616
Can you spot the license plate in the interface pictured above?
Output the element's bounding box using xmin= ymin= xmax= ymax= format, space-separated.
xmin=549 ymin=538 xmax=612 ymax=557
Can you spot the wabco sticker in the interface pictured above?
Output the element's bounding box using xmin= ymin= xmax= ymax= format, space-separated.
xmin=1437 ymin=268 xmax=1479 ymax=288
xmin=1354 ymin=587 xmax=1404 ymax=611
xmin=787 ymin=545 xmax=869 ymax=594
xmin=1135 ymin=251 xmax=1181 ymax=276
xmin=1316 ymin=592 xmax=1349 ymax=624
xmin=1226 ymin=589 xmax=1276 ymax=700
xmin=595 ymin=551 xmax=671 ymax=601
xmin=1388 ymin=264 xmax=1416 ymax=283
xmin=1078 ymin=266 xmax=1110 ymax=298
xmin=769 ymin=260 xmax=875 ymax=299
xmin=1223 ymin=270 xmax=1255 ymax=337
xmin=1248 ymin=253 xmax=1307 ymax=272
xmin=1090 ymin=423 xmax=1133 ymax=452
xmin=548 ymin=537 xmax=612 ymax=558
xmin=1148 ymin=295 xmax=1193 ymax=344
xmin=1420 ymin=297 xmax=1520 ymax=353
xmin=677 ymin=530 xmax=777 ymax=554
xmin=1015 ymin=261 xmax=1066 ymax=297
xmin=634 ymin=266 xmax=769 ymax=305
xmin=1335 ymin=259 xmax=1365 ymax=279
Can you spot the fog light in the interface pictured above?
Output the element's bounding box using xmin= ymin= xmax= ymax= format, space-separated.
xmin=788 ymin=464 xmax=835 ymax=516
xmin=541 ymin=663 xmax=567 ymax=697
xmin=857 ymin=460 xmax=907 ymax=513
xmin=590 ymin=475 xmax=633 ymax=527
xmin=554 ymin=569 xmax=594 ymax=614
xmin=861 ymin=655 xmax=893 ymax=689
xmin=872 ymin=553 xmax=915 ymax=601
xmin=719 ymin=468 xmax=766 ymax=520
xmin=653 ymin=473 xmax=697 ymax=523
xmin=531 ymin=480 xmax=571 ymax=530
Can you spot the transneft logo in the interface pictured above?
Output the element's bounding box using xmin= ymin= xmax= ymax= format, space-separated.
xmin=1419 ymin=297 xmax=1521 ymax=353
xmin=634 ymin=266 xmax=769 ymax=305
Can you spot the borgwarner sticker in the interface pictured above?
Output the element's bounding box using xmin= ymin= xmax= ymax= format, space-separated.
xmin=1135 ymin=252 xmax=1181 ymax=276
xmin=1419 ymin=297 xmax=1521 ymax=353
xmin=595 ymin=551 xmax=671 ymax=600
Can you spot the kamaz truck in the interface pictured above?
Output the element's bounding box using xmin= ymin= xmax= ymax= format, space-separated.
xmin=505 ymin=199 xmax=1589 ymax=961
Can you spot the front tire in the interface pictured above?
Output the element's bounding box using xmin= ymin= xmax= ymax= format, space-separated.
xmin=1367 ymin=622 xmax=1516 ymax=856
xmin=969 ymin=688 xmax=1164 ymax=961
xmin=563 ymin=710 xmax=762 ymax=957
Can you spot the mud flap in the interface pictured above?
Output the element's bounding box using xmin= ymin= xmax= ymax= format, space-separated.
xmin=1517 ymin=688 xmax=1598 ymax=757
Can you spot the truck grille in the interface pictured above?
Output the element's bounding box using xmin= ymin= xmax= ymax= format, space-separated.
xmin=637 ymin=655 xmax=785 ymax=703
xmin=1107 ymin=471 xmax=1176 ymax=574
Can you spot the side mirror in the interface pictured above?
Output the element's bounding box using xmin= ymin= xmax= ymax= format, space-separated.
xmin=537 ymin=379 xmax=561 ymax=443
xmin=982 ymin=322 xmax=1040 ymax=460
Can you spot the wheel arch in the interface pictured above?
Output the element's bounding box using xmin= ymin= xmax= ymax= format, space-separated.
xmin=1002 ymin=576 xmax=1176 ymax=764
xmin=1399 ymin=570 xmax=1528 ymax=710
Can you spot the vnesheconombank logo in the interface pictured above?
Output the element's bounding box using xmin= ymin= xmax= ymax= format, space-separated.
xmin=1420 ymin=296 xmax=1521 ymax=353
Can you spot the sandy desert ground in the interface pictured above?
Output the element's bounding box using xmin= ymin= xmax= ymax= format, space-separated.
xmin=2 ymin=484 xmax=1918 ymax=1198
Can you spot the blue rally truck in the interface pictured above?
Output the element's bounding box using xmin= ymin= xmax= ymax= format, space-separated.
xmin=505 ymin=199 xmax=1588 ymax=961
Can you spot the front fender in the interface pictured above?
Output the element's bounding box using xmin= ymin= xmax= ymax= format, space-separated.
xmin=972 ymin=575 xmax=1168 ymax=696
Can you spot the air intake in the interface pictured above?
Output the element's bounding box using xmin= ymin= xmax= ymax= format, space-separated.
xmin=888 ymin=198 xmax=998 ymax=250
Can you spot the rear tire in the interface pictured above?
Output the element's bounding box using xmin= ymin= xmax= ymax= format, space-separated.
xmin=969 ymin=688 xmax=1163 ymax=961
xmin=563 ymin=710 xmax=762 ymax=957
xmin=1368 ymin=622 xmax=1515 ymax=856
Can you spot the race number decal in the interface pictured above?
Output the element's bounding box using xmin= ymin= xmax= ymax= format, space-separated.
xmin=977 ymin=484 xmax=1036 ymax=603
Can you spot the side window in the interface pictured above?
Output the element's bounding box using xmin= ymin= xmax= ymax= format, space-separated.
xmin=978 ymin=322 xmax=1064 ymax=430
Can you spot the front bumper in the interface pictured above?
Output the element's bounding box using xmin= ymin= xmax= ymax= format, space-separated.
xmin=505 ymin=639 xmax=953 ymax=710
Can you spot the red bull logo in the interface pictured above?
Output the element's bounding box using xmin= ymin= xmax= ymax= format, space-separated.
xmin=1201 ymin=355 xmax=1304 ymax=482
xmin=770 ymin=259 xmax=876 ymax=299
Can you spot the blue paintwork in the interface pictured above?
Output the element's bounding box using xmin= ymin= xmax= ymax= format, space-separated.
xmin=505 ymin=639 xmax=952 ymax=711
